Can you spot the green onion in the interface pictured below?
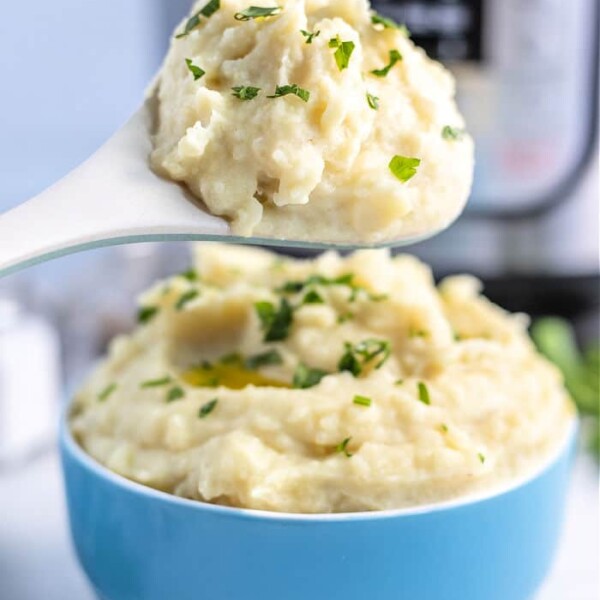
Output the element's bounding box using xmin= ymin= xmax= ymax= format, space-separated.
xmin=199 ymin=398 xmax=218 ymax=417
xmin=234 ymin=6 xmax=281 ymax=21
xmin=478 ymin=453 xmax=486 ymax=464
xmin=231 ymin=86 xmax=261 ymax=100
xmin=371 ymin=49 xmax=402 ymax=77
xmin=353 ymin=395 xmax=372 ymax=407
xmin=389 ymin=155 xmax=421 ymax=182
xmin=98 ymin=383 xmax=117 ymax=402
xmin=267 ymin=84 xmax=310 ymax=103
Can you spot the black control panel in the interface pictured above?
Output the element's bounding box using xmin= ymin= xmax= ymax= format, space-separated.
xmin=371 ymin=0 xmax=484 ymax=62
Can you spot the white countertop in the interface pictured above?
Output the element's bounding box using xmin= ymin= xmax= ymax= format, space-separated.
xmin=0 ymin=449 xmax=597 ymax=600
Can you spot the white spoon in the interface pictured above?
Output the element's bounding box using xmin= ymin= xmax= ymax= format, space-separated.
xmin=0 ymin=96 xmax=440 ymax=279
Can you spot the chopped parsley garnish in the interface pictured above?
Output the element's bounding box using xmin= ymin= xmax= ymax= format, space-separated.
xmin=389 ymin=155 xmax=421 ymax=182
xmin=234 ymin=6 xmax=282 ymax=21
xmin=141 ymin=376 xmax=172 ymax=389
xmin=371 ymin=13 xmax=410 ymax=36
xmin=177 ymin=15 xmax=201 ymax=38
xmin=292 ymin=364 xmax=328 ymax=389
xmin=278 ymin=273 xmax=353 ymax=294
xmin=409 ymin=328 xmax=427 ymax=338
xmin=440 ymin=423 xmax=449 ymax=433
xmin=301 ymin=29 xmax=320 ymax=44
xmin=220 ymin=353 xmax=241 ymax=365
xmin=366 ymin=292 xmax=389 ymax=302
xmin=277 ymin=272 xmax=385 ymax=305
xmin=167 ymin=386 xmax=185 ymax=403
xmin=336 ymin=437 xmax=353 ymax=457
xmin=417 ymin=382 xmax=431 ymax=405
xmin=98 ymin=383 xmax=117 ymax=402
xmin=302 ymin=290 xmax=324 ymax=305
xmin=353 ymin=395 xmax=372 ymax=407
xmin=395 ymin=379 xmax=404 ymax=385
xmin=371 ymin=49 xmax=402 ymax=77
xmin=478 ymin=452 xmax=486 ymax=464
xmin=232 ymin=86 xmax=261 ymax=100
xmin=176 ymin=0 xmax=220 ymax=38
xmin=337 ymin=312 xmax=354 ymax=324
xmin=179 ymin=268 xmax=199 ymax=282
xmin=367 ymin=92 xmax=380 ymax=110
xmin=137 ymin=305 xmax=159 ymax=324
xmin=205 ymin=377 xmax=221 ymax=388
xmin=255 ymin=299 xmax=294 ymax=342
xmin=199 ymin=398 xmax=218 ymax=418
xmin=185 ymin=59 xmax=206 ymax=81
xmin=175 ymin=289 xmax=200 ymax=311
xmin=329 ymin=36 xmax=355 ymax=71
xmin=199 ymin=0 xmax=221 ymax=17
xmin=278 ymin=281 xmax=305 ymax=294
xmin=339 ymin=339 xmax=391 ymax=376
xmin=442 ymin=125 xmax=465 ymax=141
xmin=245 ymin=349 xmax=283 ymax=370
xmin=267 ymin=84 xmax=310 ymax=103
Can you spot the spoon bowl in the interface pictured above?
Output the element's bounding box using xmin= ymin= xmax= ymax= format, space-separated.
xmin=0 ymin=97 xmax=448 ymax=278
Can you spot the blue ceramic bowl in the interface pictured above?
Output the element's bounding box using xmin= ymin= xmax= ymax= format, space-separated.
xmin=60 ymin=415 xmax=576 ymax=600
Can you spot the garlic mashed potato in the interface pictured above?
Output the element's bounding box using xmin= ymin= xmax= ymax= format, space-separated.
xmin=151 ymin=0 xmax=474 ymax=243
xmin=71 ymin=245 xmax=574 ymax=513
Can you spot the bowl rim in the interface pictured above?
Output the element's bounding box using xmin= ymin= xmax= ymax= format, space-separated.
xmin=60 ymin=407 xmax=577 ymax=523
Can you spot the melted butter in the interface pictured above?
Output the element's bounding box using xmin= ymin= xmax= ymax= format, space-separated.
xmin=182 ymin=362 xmax=290 ymax=390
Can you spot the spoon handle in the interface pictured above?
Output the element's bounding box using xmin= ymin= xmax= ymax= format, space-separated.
xmin=0 ymin=107 xmax=228 ymax=278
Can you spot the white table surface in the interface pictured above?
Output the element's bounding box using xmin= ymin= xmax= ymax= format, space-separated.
xmin=0 ymin=448 xmax=597 ymax=600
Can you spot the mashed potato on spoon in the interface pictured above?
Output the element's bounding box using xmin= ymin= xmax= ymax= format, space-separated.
xmin=151 ymin=0 xmax=474 ymax=243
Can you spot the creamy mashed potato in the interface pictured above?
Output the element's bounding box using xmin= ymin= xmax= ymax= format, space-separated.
xmin=151 ymin=0 xmax=474 ymax=243
xmin=71 ymin=245 xmax=574 ymax=513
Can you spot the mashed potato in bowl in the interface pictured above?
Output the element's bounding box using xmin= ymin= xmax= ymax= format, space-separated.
xmin=151 ymin=0 xmax=474 ymax=243
xmin=70 ymin=244 xmax=574 ymax=514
